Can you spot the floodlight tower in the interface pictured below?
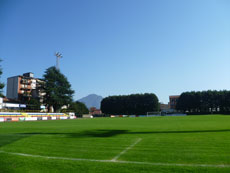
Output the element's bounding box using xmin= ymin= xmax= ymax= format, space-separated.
xmin=55 ymin=52 xmax=62 ymax=70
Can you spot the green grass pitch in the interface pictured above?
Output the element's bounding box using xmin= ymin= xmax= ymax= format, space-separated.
xmin=1 ymin=115 xmax=230 ymax=172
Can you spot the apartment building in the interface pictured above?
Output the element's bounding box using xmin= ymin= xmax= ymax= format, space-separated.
xmin=7 ymin=72 xmax=45 ymax=103
xmin=169 ymin=95 xmax=180 ymax=109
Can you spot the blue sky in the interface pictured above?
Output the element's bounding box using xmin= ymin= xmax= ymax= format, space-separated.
xmin=0 ymin=0 xmax=230 ymax=103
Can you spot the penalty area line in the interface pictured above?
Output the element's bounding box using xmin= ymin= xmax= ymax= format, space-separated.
xmin=111 ymin=138 xmax=142 ymax=161
xmin=0 ymin=150 xmax=230 ymax=168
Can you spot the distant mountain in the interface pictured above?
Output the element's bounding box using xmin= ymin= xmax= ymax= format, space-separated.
xmin=78 ymin=94 xmax=103 ymax=109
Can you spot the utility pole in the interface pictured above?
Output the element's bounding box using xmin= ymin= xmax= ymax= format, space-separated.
xmin=55 ymin=52 xmax=62 ymax=70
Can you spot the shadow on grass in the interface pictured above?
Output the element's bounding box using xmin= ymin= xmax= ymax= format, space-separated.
xmin=133 ymin=129 xmax=230 ymax=134
xmin=0 ymin=133 xmax=34 ymax=148
xmin=18 ymin=128 xmax=230 ymax=138
xmin=1 ymin=129 xmax=230 ymax=148
xmin=0 ymin=130 xmax=128 ymax=148
xmin=19 ymin=130 xmax=129 ymax=138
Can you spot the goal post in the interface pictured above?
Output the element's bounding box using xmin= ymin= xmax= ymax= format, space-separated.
xmin=146 ymin=112 xmax=161 ymax=117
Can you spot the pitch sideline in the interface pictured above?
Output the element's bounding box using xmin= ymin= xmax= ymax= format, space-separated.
xmin=0 ymin=150 xmax=230 ymax=168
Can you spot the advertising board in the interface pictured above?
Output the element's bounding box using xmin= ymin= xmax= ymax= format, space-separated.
xmin=42 ymin=117 xmax=48 ymax=120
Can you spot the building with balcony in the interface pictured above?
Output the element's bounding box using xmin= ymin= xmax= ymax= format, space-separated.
xmin=6 ymin=72 xmax=45 ymax=103
xmin=169 ymin=95 xmax=180 ymax=109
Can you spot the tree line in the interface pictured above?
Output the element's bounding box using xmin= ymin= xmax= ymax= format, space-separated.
xmin=101 ymin=93 xmax=159 ymax=115
xmin=176 ymin=90 xmax=230 ymax=114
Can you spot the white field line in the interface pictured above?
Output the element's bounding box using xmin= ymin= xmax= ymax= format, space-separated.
xmin=0 ymin=150 xmax=230 ymax=168
xmin=111 ymin=138 xmax=142 ymax=161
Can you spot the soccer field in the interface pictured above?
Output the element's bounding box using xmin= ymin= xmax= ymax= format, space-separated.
xmin=0 ymin=115 xmax=230 ymax=172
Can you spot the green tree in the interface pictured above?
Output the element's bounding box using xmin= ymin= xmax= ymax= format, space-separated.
xmin=0 ymin=59 xmax=5 ymax=97
xmin=68 ymin=101 xmax=89 ymax=116
xmin=26 ymin=98 xmax=41 ymax=110
xmin=101 ymin=93 xmax=159 ymax=115
xmin=43 ymin=66 xmax=74 ymax=112
xmin=176 ymin=90 xmax=230 ymax=114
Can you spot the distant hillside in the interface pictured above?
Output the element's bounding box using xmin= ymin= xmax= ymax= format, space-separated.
xmin=78 ymin=94 xmax=103 ymax=109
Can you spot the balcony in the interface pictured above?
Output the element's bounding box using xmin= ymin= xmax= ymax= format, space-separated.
xmin=20 ymin=88 xmax=31 ymax=91
xmin=20 ymin=79 xmax=30 ymax=84
xmin=22 ymin=93 xmax=32 ymax=97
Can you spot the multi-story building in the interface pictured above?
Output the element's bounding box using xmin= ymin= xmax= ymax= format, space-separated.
xmin=169 ymin=95 xmax=180 ymax=109
xmin=6 ymin=72 xmax=45 ymax=103
xmin=160 ymin=103 xmax=170 ymax=111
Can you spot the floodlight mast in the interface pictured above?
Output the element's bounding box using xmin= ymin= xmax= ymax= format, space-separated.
xmin=55 ymin=52 xmax=62 ymax=70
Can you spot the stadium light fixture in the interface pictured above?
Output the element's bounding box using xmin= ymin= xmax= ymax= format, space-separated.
xmin=55 ymin=52 xmax=62 ymax=70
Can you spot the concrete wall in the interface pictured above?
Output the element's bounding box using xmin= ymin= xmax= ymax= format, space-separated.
xmin=6 ymin=76 xmax=19 ymax=99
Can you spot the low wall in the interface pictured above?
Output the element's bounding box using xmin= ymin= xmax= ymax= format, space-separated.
xmin=0 ymin=112 xmax=76 ymax=122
